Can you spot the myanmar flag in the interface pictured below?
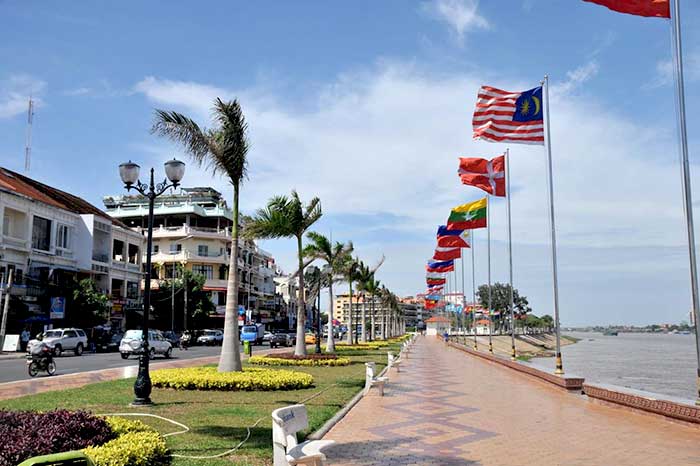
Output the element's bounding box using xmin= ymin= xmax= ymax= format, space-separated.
xmin=583 ymin=0 xmax=669 ymax=18
xmin=447 ymin=198 xmax=487 ymax=230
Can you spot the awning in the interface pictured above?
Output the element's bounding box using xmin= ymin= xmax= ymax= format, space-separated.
xmin=204 ymin=286 xmax=227 ymax=292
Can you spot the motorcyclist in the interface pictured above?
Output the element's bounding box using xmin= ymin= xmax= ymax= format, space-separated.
xmin=180 ymin=330 xmax=191 ymax=350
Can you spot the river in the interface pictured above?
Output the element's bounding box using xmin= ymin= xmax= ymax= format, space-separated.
xmin=532 ymin=331 xmax=697 ymax=400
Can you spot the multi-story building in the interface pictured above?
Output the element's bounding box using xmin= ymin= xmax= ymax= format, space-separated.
xmin=398 ymin=296 xmax=430 ymax=328
xmin=0 ymin=167 xmax=144 ymax=331
xmin=103 ymin=187 xmax=280 ymax=324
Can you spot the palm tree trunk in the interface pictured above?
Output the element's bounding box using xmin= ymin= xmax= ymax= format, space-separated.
xmin=347 ymin=281 xmax=353 ymax=345
xmin=326 ymin=279 xmax=335 ymax=353
xmin=381 ymin=304 xmax=386 ymax=339
xmin=360 ymin=293 xmax=367 ymax=343
xmin=218 ymin=184 xmax=243 ymax=372
xmin=370 ymin=296 xmax=375 ymax=341
xmin=294 ymin=234 xmax=307 ymax=356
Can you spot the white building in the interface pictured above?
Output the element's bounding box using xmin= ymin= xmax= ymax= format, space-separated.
xmin=0 ymin=167 xmax=144 ymax=331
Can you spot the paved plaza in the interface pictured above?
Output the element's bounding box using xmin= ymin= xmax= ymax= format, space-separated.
xmin=324 ymin=336 xmax=700 ymax=466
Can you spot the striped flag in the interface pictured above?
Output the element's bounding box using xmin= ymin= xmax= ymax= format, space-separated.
xmin=473 ymin=85 xmax=544 ymax=145
xmin=433 ymin=247 xmax=461 ymax=261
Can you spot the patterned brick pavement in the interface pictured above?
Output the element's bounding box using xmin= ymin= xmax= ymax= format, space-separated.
xmin=323 ymin=336 xmax=700 ymax=466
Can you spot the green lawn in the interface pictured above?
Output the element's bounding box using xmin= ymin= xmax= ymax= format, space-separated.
xmin=0 ymin=344 xmax=400 ymax=466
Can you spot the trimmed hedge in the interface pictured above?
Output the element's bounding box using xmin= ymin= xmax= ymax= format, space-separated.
xmin=249 ymin=355 xmax=351 ymax=367
xmin=151 ymin=367 xmax=314 ymax=391
xmin=0 ymin=410 xmax=114 ymax=466
xmin=84 ymin=418 xmax=168 ymax=466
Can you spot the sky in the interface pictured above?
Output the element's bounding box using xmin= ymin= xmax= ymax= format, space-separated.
xmin=1 ymin=0 xmax=700 ymax=326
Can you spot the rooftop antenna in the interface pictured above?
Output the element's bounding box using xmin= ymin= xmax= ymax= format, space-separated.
xmin=24 ymin=96 xmax=34 ymax=172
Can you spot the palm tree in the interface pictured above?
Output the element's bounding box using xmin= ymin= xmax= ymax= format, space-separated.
xmin=151 ymin=98 xmax=249 ymax=373
xmin=364 ymin=278 xmax=381 ymax=341
xmin=355 ymin=264 xmax=373 ymax=343
xmin=246 ymin=191 xmax=322 ymax=356
xmin=341 ymin=257 xmax=361 ymax=345
xmin=303 ymin=233 xmax=353 ymax=353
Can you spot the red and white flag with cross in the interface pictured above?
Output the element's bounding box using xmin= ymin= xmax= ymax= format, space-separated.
xmin=458 ymin=154 xmax=506 ymax=197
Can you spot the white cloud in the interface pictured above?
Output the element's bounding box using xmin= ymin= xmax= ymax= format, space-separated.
xmin=132 ymin=62 xmax=694 ymax=324
xmin=646 ymin=52 xmax=700 ymax=89
xmin=0 ymin=75 xmax=46 ymax=119
xmin=421 ymin=0 xmax=489 ymax=44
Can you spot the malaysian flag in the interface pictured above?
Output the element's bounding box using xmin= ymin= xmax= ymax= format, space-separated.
xmin=472 ymin=85 xmax=544 ymax=145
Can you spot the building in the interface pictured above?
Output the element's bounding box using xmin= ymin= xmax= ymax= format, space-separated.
xmin=425 ymin=315 xmax=450 ymax=336
xmin=103 ymin=187 xmax=281 ymax=325
xmin=0 ymin=167 xmax=144 ymax=331
xmin=398 ymin=296 xmax=430 ymax=329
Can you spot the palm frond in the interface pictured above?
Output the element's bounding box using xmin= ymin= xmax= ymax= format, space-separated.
xmin=151 ymin=110 xmax=212 ymax=163
xmin=210 ymin=98 xmax=250 ymax=184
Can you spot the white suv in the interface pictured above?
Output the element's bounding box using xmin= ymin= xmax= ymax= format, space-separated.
xmin=28 ymin=328 xmax=88 ymax=356
xmin=120 ymin=329 xmax=172 ymax=359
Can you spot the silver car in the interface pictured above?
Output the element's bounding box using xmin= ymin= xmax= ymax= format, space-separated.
xmin=120 ymin=329 xmax=172 ymax=359
xmin=27 ymin=328 xmax=88 ymax=357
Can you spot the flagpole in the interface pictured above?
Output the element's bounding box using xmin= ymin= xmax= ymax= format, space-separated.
xmin=506 ymin=148 xmax=517 ymax=360
xmin=487 ymin=197 xmax=493 ymax=353
xmin=670 ymin=0 xmax=700 ymax=405
xmin=471 ymin=231 xmax=477 ymax=349
xmin=543 ymin=75 xmax=564 ymax=375
xmin=461 ymin=253 xmax=466 ymax=344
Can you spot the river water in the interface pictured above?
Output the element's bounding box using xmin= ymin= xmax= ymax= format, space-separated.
xmin=532 ymin=332 xmax=698 ymax=400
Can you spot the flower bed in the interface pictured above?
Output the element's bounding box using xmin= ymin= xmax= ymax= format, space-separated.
xmin=249 ymin=354 xmax=351 ymax=367
xmin=151 ymin=366 xmax=314 ymax=391
xmin=0 ymin=411 xmax=169 ymax=466
xmin=333 ymin=342 xmax=389 ymax=351
xmin=0 ymin=410 xmax=113 ymax=466
xmin=84 ymin=417 xmax=168 ymax=466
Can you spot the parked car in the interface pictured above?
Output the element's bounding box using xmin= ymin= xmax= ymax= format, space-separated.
xmin=96 ymin=332 xmax=123 ymax=352
xmin=304 ymin=332 xmax=317 ymax=345
xmin=119 ymin=329 xmax=172 ymax=359
xmin=269 ymin=332 xmax=295 ymax=348
xmin=28 ymin=328 xmax=88 ymax=357
xmin=197 ymin=329 xmax=224 ymax=346
xmin=241 ymin=324 xmax=265 ymax=345
xmin=263 ymin=331 xmax=274 ymax=344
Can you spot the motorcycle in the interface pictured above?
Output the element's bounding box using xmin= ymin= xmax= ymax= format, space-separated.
xmin=27 ymin=342 xmax=56 ymax=377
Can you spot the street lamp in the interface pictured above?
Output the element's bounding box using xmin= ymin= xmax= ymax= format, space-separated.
xmin=119 ymin=158 xmax=185 ymax=405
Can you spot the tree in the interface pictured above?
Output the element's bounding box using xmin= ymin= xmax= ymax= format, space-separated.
xmin=151 ymin=98 xmax=249 ymax=373
xmin=340 ymin=257 xmax=361 ymax=345
xmin=151 ymin=269 xmax=215 ymax=330
xmin=303 ymin=233 xmax=353 ymax=353
xmin=354 ymin=264 xmax=374 ymax=342
xmin=246 ymin=191 xmax=322 ymax=356
xmin=69 ymin=278 xmax=109 ymax=329
xmin=477 ymin=282 xmax=531 ymax=332
xmin=364 ymin=278 xmax=381 ymax=341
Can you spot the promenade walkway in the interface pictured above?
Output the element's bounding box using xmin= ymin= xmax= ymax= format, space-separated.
xmin=324 ymin=336 xmax=700 ymax=466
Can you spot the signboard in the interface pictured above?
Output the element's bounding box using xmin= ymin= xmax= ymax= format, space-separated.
xmin=111 ymin=304 xmax=124 ymax=319
xmin=2 ymin=334 xmax=19 ymax=352
xmin=49 ymin=297 xmax=66 ymax=320
xmin=238 ymin=305 xmax=245 ymax=316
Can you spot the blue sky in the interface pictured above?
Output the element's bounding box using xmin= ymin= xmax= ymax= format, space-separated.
xmin=1 ymin=0 xmax=700 ymax=325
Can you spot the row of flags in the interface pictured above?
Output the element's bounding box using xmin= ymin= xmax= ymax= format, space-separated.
xmin=421 ymin=0 xmax=700 ymax=377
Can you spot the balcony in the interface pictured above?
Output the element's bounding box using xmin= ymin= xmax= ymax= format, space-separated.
xmin=151 ymin=225 xmax=231 ymax=240
xmin=2 ymin=234 xmax=29 ymax=251
xmin=92 ymin=253 xmax=110 ymax=264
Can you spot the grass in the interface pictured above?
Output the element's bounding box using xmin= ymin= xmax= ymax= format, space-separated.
xmin=0 ymin=343 xmax=400 ymax=466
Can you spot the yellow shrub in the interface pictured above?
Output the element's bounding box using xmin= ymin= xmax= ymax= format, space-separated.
xmin=85 ymin=417 xmax=168 ymax=466
xmin=249 ymin=356 xmax=351 ymax=367
xmin=151 ymin=367 xmax=314 ymax=391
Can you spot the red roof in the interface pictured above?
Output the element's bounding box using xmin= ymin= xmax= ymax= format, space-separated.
xmin=425 ymin=316 xmax=451 ymax=323
xmin=0 ymin=167 xmax=124 ymax=226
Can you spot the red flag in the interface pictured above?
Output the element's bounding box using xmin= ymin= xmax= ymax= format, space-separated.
xmin=433 ymin=247 xmax=461 ymax=261
xmin=458 ymin=155 xmax=506 ymax=197
xmin=583 ymin=0 xmax=669 ymax=18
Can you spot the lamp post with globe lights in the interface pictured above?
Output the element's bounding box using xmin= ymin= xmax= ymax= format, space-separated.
xmin=119 ymin=159 xmax=185 ymax=405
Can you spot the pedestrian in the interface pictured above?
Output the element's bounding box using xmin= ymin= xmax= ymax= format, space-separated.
xmin=443 ymin=330 xmax=449 ymax=343
xmin=20 ymin=327 xmax=31 ymax=352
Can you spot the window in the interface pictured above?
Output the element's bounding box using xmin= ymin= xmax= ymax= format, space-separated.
xmin=112 ymin=239 xmax=124 ymax=261
xmin=31 ymin=216 xmax=51 ymax=251
xmin=127 ymin=281 xmax=139 ymax=299
xmin=219 ymin=265 xmax=228 ymax=280
xmin=170 ymin=243 xmax=182 ymax=253
xmin=64 ymin=330 xmax=77 ymax=338
xmin=2 ymin=215 xmax=10 ymax=237
xmin=56 ymin=224 xmax=71 ymax=250
xmin=198 ymin=245 xmax=209 ymax=256
xmin=153 ymin=244 xmax=159 ymax=253
xmin=128 ymin=244 xmax=139 ymax=264
xmin=192 ymin=264 xmax=213 ymax=279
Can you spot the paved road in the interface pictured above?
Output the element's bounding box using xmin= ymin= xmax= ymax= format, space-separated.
xmin=0 ymin=344 xmax=266 ymax=383
xmin=325 ymin=336 xmax=700 ymax=466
